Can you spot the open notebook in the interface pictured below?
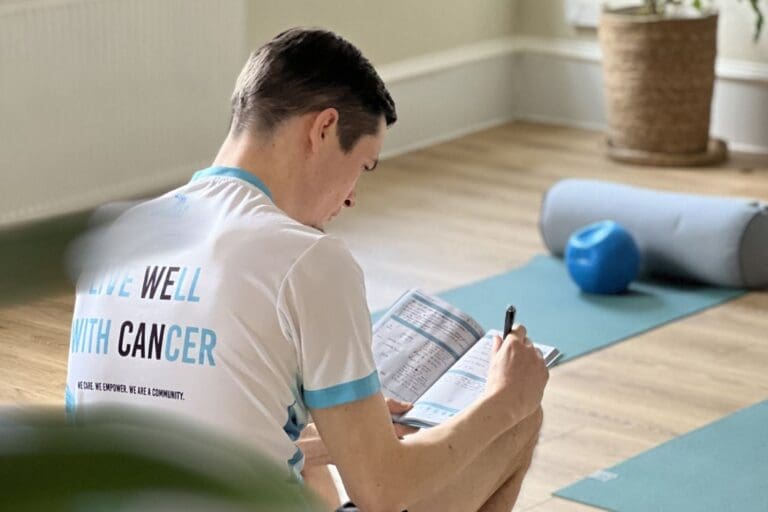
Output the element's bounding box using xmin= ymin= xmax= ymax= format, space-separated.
xmin=372 ymin=290 xmax=560 ymax=428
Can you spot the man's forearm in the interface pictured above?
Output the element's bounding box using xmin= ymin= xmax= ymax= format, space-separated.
xmin=311 ymin=390 xmax=528 ymax=511
xmin=373 ymin=394 xmax=520 ymax=509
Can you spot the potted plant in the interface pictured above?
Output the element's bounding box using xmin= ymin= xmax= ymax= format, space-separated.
xmin=599 ymin=0 xmax=764 ymax=166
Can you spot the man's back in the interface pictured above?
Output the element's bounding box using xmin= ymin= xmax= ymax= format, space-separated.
xmin=66 ymin=166 xmax=378 ymax=479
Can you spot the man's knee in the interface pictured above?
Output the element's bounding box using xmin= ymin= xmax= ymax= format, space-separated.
xmin=490 ymin=407 xmax=543 ymax=483
xmin=517 ymin=406 xmax=543 ymax=445
xmin=530 ymin=406 xmax=543 ymax=440
xmin=518 ymin=407 xmax=543 ymax=470
xmin=501 ymin=406 xmax=543 ymax=447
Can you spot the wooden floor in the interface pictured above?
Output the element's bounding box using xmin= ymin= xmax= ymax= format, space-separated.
xmin=2 ymin=121 xmax=768 ymax=510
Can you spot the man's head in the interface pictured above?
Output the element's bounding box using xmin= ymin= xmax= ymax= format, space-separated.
xmin=226 ymin=28 xmax=397 ymax=229
xmin=231 ymin=28 xmax=396 ymax=151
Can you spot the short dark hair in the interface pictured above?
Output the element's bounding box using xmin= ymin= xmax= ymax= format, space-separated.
xmin=230 ymin=28 xmax=397 ymax=152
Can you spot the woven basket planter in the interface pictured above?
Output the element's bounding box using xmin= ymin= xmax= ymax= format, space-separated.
xmin=599 ymin=8 xmax=727 ymax=166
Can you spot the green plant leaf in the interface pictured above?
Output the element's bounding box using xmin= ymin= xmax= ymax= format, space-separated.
xmin=748 ymin=0 xmax=764 ymax=42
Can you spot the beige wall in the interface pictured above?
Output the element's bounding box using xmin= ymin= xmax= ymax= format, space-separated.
xmin=514 ymin=0 xmax=768 ymax=63
xmin=246 ymin=0 xmax=517 ymax=65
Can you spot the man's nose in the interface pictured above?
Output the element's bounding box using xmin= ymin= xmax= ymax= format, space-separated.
xmin=344 ymin=190 xmax=356 ymax=208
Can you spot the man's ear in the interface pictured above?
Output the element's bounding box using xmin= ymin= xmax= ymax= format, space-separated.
xmin=308 ymin=108 xmax=339 ymax=154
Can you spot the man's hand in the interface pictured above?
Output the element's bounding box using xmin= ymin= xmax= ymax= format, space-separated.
xmin=485 ymin=324 xmax=549 ymax=425
xmin=298 ymin=397 xmax=419 ymax=468
xmin=386 ymin=398 xmax=420 ymax=439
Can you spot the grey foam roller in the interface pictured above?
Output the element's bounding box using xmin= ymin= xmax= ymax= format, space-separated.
xmin=539 ymin=179 xmax=768 ymax=288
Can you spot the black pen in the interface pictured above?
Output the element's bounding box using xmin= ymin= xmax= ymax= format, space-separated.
xmin=503 ymin=305 xmax=516 ymax=339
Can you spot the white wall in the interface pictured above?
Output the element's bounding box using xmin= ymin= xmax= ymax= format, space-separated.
xmin=0 ymin=0 xmax=247 ymax=227
xmin=0 ymin=0 xmax=518 ymax=227
xmin=2 ymin=0 xmax=766 ymax=228
xmin=246 ymin=0 xmax=517 ymax=66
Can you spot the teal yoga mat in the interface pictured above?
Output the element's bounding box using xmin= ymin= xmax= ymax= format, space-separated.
xmin=555 ymin=400 xmax=768 ymax=511
xmin=373 ymin=255 xmax=745 ymax=364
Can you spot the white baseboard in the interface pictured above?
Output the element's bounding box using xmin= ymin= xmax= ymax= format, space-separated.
xmin=380 ymin=35 xmax=768 ymax=158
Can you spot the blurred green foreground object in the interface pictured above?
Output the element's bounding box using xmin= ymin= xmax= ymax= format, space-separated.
xmin=0 ymin=405 xmax=321 ymax=511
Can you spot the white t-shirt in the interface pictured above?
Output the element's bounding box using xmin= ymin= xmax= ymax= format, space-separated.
xmin=65 ymin=166 xmax=381 ymax=479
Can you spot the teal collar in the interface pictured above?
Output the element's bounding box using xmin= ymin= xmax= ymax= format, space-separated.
xmin=191 ymin=166 xmax=273 ymax=201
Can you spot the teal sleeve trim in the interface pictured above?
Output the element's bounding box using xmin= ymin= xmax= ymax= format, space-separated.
xmin=303 ymin=370 xmax=381 ymax=409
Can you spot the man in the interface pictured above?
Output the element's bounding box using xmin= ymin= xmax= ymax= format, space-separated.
xmin=66 ymin=28 xmax=549 ymax=512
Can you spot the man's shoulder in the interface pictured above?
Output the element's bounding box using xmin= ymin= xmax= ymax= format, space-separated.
xmin=208 ymin=204 xmax=359 ymax=282
xmin=224 ymin=208 xmax=330 ymax=258
xmin=167 ymin=177 xmax=329 ymax=257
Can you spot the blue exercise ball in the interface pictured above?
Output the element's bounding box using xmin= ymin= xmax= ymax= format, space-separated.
xmin=565 ymin=220 xmax=641 ymax=294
